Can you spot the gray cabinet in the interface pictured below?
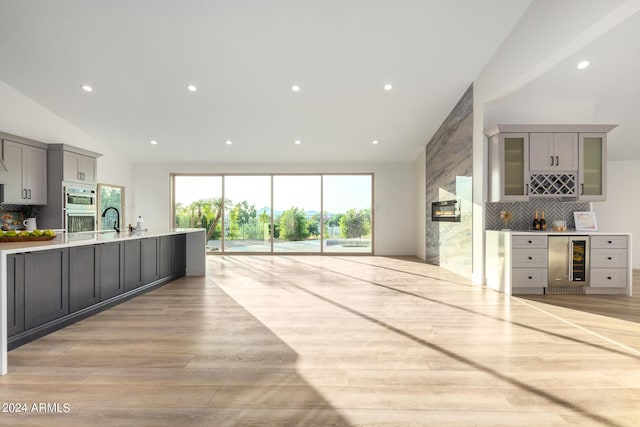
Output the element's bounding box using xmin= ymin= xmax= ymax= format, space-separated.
xmin=63 ymin=150 xmax=97 ymax=183
xmin=173 ymin=234 xmax=187 ymax=275
xmin=142 ymin=237 xmax=160 ymax=283
xmin=578 ymin=133 xmax=607 ymax=201
xmin=99 ymin=242 xmax=125 ymax=301
xmin=69 ymin=245 xmax=100 ymax=311
xmin=590 ymin=235 xmax=629 ymax=289
xmin=529 ymin=133 xmax=578 ymax=172
xmin=486 ymin=125 xmax=615 ymax=201
xmin=159 ymin=236 xmax=173 ymax=278
xmin=6 ymin=254 xmax=25 ymax=337
xmin=0 ymin=139 xmax=47 ymax=204
xmin=125 ymin=237 xmax=159 ymax=289
xmin=24 ymin=249 xmax=69 ymax=329
xmin=488 ymin=132 xmax=530 ymax=202
xmin=124 ymin=239 xmax=143 ymax=291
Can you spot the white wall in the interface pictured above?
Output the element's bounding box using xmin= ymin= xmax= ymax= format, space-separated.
xmin=414 ymin=148 xmax=426 ymax=260
xmin=132 ymin=162 xmax=416 ymax=256
xmin=593 ymin=160 xmax=640 ymax=269
xmin=0 ymin=80 xmax=134 ymax=222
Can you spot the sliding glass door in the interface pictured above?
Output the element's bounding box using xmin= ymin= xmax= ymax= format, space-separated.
xmin=173 ymin=175 xmax=223 ymax=252
xmin=273 ymin=175 xmax=322 ymax=253
xmin=223 ymin=176 xmax=271 ymax=252
xmin=172 ymin=173 xmax=373 ymax=254
xmin=323 ymin=175 xmax=372 ymax=253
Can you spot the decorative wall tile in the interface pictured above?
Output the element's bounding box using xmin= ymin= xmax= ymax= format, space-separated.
xmin=485 ymin=199 xmax=590 ymax=231
xmin=425 ymin=84 xmax=473 ymax=277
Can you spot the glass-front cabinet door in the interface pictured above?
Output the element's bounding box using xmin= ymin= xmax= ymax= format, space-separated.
xmin=578 ymin=133 xmax=606 ymax=201
xmin=497 ymin=133 xmax=529 ymax=201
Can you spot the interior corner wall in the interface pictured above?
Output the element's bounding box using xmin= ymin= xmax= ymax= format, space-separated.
xmin=414 ymin=148 xmax=427 ymax=260
xmin=425 ymin=85 xmax=473 ymax=278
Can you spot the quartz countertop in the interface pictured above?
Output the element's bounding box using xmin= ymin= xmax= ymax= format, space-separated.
xmin=0 ymin=228 xmax=204 ymax=255
xmin=486 ymin=230 xmax=631 ymax=236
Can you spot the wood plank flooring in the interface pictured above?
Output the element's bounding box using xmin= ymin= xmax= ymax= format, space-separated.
xmin=1 ymin=256 xmax=640 ymax=426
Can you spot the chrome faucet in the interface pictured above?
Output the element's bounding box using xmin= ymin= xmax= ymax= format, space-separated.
xmin=101 ymin=207 xmax=120 ymax=232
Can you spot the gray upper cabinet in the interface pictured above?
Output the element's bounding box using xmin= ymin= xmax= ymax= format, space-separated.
xmin=578 ymin=133 xmax=607 ymax=201
xmin=486 ymin=125 xmax=615 ymax=202
xmin=63 ymin=150 xmax=97 ymax=183
xmin=529 ymin=133 xmax=578 ymax=172
xmin=488 ymin=132 xmax=530 ymax=202
xmin=47 ymin=144 xmax=101 ymax=185
xmin=0 ymin=139 xmax=47 ymax=205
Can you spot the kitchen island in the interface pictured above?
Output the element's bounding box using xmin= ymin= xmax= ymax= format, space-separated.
xmin=486 ymin=230 xmax=632 ymax=296
xmin=0 ymin=228 xmax=205 ymax=375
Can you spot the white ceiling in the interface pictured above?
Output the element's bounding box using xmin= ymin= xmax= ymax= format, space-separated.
xmin=0 ymin=0 xmax=531 ymax=164
xmin=486 ymin=6 xmax=640 ymax=162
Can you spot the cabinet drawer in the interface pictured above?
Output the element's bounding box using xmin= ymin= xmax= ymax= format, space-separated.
xmin=512 ymin=268 xmax=547 ymax=287
xmin=512 ymin=235 xmax=547 ymax=249
xmin=591 ymin=249 xmax=627 ymax=268
xmin=591 ymin=235 xmax=627 ymax=249
xmin=512 ymin=249 xmax=548 ymax=267
xmin=590 ymin=269 xmax=627 ymax=288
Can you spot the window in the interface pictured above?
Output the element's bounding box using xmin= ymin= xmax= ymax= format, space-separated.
xmin=173 ymin=175 xmax=223 ymax=252
xmin=97 ymin=183 xmax=124 ymax=231
xmin=172 ymin=173 xmax=373 ymax=254
xmin=223 ymin=176 xmax=271 ymax=252
xmin=273 ymin=175 xmax=321 ymax=253
xmin=323 ymin=175 xmax=372 ymax=253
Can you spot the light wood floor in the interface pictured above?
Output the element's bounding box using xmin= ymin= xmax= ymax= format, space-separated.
xmin=2 ymin=256 xmax=640 ymax=426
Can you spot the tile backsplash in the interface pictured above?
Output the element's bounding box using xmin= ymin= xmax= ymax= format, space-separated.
xmin=485 ymin=199 xmax=590 ymax=231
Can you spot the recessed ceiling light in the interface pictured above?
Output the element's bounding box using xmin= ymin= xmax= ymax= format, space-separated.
xmin=372 ymin=140 xmax=379 ymax=145
xmin=225 ymin=140 xmax=233 ymax=145
xmin=81 ymin=84 xmax=93 ymax=92
xmin=150 ymin=140 xmax=158 ymax=145
xmin=577 ymin=60 xmax=590 ymax=70
xmin=291 ymin=84 xmax=301 ymax=92
xmin=187 ymin=84 xmax=197 ymax=92
xmin=294 ymin=140 xmax=302 ymax=145
xmin=384 ymin=84 xmax=393 ymax=91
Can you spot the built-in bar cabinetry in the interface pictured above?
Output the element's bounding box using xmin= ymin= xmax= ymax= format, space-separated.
xmin=486 ymin=125 xmax=615 ymax=202
xmin=0 ymin=136 xmax=48 ymax=205
xmin=486 ymin=231 xmax=631 ymax=296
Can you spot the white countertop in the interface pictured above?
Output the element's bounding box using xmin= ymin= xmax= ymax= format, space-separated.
xmin=486 ymin=230 xmax=631 ymax=236
xmin=0 ymin=228 xmax=204 ymax=255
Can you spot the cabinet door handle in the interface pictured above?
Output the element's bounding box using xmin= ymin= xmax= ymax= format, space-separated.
xmin=528 ymin=256 xmax=533 ymax=260
xmin=525 ymin=184 xmax=529 ymax=195
xmin=608 ymin=241 xmax=613 ymax=244
xmin=580 ymin=183 xmax=584 ymax=195
xmin=28 ymin=189 xmax=32 ymax=199
xmin=555 ymin=156 xmax=559 ymax=166
xmin=607 ymin=276 xmax=612 ymax=280
xmin=22 ymin=188 xmax=27 ymax=199
xmin=607 ymin=257 xmax=612 ymax=260
xmin=528 ymin=240 xmax=532 ymax=244
xmin=528 ymin=276 xmax=532 ymax=280
xmin=550 ymin=156 xmax=554 ymax=166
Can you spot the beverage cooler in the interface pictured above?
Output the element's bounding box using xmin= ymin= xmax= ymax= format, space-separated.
xmin=548 ymin=236 xmax=589 ymax=286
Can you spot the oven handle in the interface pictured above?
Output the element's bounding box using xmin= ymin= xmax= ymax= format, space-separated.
xmin=65 ymin=192 xmax=96 ymax=198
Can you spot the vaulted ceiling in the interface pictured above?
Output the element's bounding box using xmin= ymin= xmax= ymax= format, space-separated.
xmin=0 ymin=0 xmax=531 ymax=163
